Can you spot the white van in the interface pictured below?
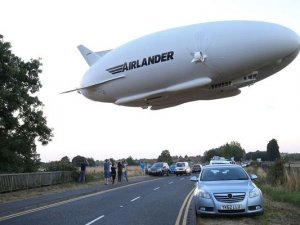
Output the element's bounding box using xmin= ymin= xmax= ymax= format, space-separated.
xmin=175 ymin=162 xmax=191 ymax=176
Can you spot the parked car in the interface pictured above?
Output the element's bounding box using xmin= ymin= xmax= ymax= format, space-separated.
xmin=169 ymin=164 xmax=176 ymax=174
xmin=175 ymin=162 xmax=191 ymax=176
xmin=145 ymin=163 xmax=152 ymax=174
xmin=148 ymin=162 xmax=169 ymax=176
xmin=190 ymin=164 xmax=263 ymax=216
xmin=192 ymin=164 xmax=202 ymax=173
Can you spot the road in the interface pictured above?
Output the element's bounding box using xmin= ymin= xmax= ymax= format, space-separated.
xmin=0 ymin=175 xmax=195 ymax=225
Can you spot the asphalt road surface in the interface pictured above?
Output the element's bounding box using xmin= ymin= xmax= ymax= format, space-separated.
xmin=0 ymin=175 xmax=195 ymax=225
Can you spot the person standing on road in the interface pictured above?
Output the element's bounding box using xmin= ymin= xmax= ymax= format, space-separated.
xmin=79 ymin=159 xmax=88 ymax=183
xmin=104 ymin=159 xmax=110 ymax=185
xmin=109 ymin=159 xmax=112 ymax=182
xmin=117 ymin=161 xmax=123 ymax=182
xmin=111 ymin=162 xmax=116 ymax=184
xmin=140 ymin=161 xmax=145 ymax=176
xmin=123 ymin=160 xmax=128 ymax=181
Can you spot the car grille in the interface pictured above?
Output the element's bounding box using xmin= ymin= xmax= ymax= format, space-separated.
xmin=218 ymin=209 xmax=245 ymax=213
xmin=214 ymin=193 xmax=245 ymax=203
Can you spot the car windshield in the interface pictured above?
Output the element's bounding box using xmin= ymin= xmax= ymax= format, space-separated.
xmin=152 ymin=163 xmax=163 ymax=168
xmin=200 ymin=167 xmax=249 ymax=181
xmin=177 ymin=163 xmax=185 ymax=167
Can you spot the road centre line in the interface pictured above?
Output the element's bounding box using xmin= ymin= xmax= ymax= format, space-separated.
xmin=175 ymin=188 xmax=195 ymax=225
xmin=168 ymin=181 xmax=174 ymax=184
xmin=130 ymin=196 xmax=141 ymax=202
xmin=85 ymin=215 xmax=104 ymax=225
xmin=0 ymin=178 xmax=160 ymax=222
xmin=153 ymin=187 xmax=160 ymax=191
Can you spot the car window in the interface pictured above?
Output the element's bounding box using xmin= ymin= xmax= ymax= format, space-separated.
xmin=177 ymin=163 xmax=185 ymax=167
xmin=201 ymin=167 xmax=249 ymax=181
xmin=152 ymin=163 xmax=163 ymax=168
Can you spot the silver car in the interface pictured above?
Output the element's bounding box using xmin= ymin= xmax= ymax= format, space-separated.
xmin=190 ymin=164 xmax=263 ymax=216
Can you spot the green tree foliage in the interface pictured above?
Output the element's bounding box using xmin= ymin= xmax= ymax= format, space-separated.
xmin=267 ymin=139 xmax=281 ymax=161
xmin=126 ymin=156 xmax=138 ymax=165
xmin=72 ymin=155 xmax=85 ymax=167
xmin=245 ymin=150 xmax=268 ymax=161
xmin=71 ymin=156 xmax=95 ymax=167
xmin=86 ymin=157 xmax=96 ymax=167
xmin=60 ymin=156 xmax=70 ymax=163
xmin=203 ymin=141 xmax=246 ymax=162
xmin=0 ymin=35 xmax=53 ymax=173
xmin=283 ymin=153 xmax=300 ymax=162
xmin=44 ymin=160 xmax=76 ymax=172
xmin=157 ymin=150 xmax=172 ymax=164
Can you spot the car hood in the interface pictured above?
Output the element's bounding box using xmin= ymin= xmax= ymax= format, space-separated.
xmin=199 ymin=180 xmax=255 ymax=193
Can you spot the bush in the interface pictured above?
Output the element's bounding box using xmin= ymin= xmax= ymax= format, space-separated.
xmin=267 ymin=160 xmax=284 ymax=185
xmin=44 ymin=161 xmax=76 ymax=172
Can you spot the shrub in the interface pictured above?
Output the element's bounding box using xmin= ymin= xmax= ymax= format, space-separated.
xmin=266 ymin=160 xmax=284 ymax=185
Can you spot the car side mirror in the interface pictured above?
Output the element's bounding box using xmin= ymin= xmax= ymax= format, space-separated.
xmin=250 ymin=174 xmax=258 ymax=180
xmin=190 ymin=176 xmax=198 ymax=182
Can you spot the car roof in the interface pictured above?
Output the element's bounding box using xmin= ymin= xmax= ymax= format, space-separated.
xmin=203 ymin=164 xmax=242 ymax=169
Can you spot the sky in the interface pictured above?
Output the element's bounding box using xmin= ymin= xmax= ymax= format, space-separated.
xmin=1 ymin=0 xmax=300 ymax=162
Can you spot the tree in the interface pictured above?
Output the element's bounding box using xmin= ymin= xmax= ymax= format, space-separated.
xmin=157 ymin=150 xmax=172 ymax=164
xmin=0 ymin=35 xmax=53 ymax=173
xmin=126 ymin=156 xmax=137 ymax=165
xmin=202 ymin=141 xmax=245 ymax=163
xmin=72 ymin=155 xmax=85 ymax=167
xmin=61 ymin=156 xmax=70 ymax=163
xmin=267 ymin=139 xmax=281 ymax=161
xmin=86 ymin=157 xmax=96 ymax=167
xmin=245 ymin=150 xmax=268 ymax=161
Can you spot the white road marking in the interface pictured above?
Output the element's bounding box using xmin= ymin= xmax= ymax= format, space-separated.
xmin=0 ymin=178 xmax=161 ymax=222
xmin=85 ymin=215 xmax=104 ymax=225
xmin=175 ymin=188 xmax=195 ymax=225
xmin=130 ymin=196 xmax=141 ymax=202
xmin=168 ymin=181 xmax=174 ymax=184
xmin=153 ymin=187 xmax=160 ymax=191
xmin=180 ymin=178 xmax=185 ymax=180
xmin=120 ymin=205 xmax=124 ymax=208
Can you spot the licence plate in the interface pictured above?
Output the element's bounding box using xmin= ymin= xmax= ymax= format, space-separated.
xmin=221 ymin=204 xmax=242 ymax=210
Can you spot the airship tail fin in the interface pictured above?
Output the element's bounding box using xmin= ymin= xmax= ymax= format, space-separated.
xmin=77 ymin=45 xmax=100 ymax=66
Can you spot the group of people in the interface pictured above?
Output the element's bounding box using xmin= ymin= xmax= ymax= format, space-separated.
xmin=103 ymin=159 xmax=128 ymax=185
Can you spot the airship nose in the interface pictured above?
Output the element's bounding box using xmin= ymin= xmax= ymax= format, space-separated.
xmin=278 ymin=25 xmax=300 ymax=56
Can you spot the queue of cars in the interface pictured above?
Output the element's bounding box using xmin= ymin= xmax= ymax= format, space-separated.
xmin=147 ymin=161 xmax=201 ymax=176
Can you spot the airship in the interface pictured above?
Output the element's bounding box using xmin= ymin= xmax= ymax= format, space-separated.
xmin=64 ymin=21 xmax=300 ymax=110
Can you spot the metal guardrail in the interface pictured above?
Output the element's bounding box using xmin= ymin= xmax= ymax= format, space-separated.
xmin=0 ymin=171 xmax=73 ymax=193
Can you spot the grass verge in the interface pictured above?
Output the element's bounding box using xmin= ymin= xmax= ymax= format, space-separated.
xmin=259 ymin=184 xmax=300 ymax=207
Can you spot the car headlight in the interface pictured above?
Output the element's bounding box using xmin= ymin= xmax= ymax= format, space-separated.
xmin=199 ymin=190 xmax=211 ymax=199
xmin=249 ymin=188 xmax=260 ymax=198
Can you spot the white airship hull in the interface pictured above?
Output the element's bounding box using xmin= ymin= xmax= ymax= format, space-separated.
xmin=75 ymin=21 xmax=300 ymax=110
